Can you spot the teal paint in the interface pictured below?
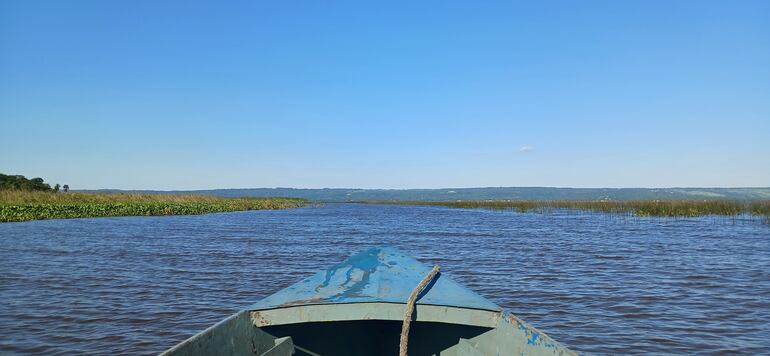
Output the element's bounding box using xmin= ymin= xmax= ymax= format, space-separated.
xmin=251 ymin=246 xmax=500 ymax=311
xmin=164 ymin=246 xmax=577 ymax=356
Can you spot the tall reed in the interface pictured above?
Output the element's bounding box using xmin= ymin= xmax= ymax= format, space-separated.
xmin=366 ymin=199 xmax=770 ymax=219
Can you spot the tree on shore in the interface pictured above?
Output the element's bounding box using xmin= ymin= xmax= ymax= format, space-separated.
xmin=0 ymin=173 xmax=53 ymax=191
xmin=54 ymin=184 xmax=60 ymax=192
xmin=63 ymin=184 xmax=69 ymax=192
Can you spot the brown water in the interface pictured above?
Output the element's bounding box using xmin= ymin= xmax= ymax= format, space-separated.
xmin=1 ymin=203 xmax=769 ymax=355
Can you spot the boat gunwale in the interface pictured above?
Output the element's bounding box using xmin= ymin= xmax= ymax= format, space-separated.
xmin=250 ymin=301 xmax=503 ymax=328
xmin=159 ymin=310 xmax=250 ymax=356
xmin=250 ymin=299 xmax=503 ymax=313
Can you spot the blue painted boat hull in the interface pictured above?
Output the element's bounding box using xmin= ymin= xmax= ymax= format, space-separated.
xmin=162 ymin=247 xmax=576 ymax=356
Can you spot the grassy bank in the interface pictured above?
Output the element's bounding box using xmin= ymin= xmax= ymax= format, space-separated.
xmin=366 ymin=200 xmax=770 ymax=219
xmin=0 ymin=191 xmax=306 ymax=223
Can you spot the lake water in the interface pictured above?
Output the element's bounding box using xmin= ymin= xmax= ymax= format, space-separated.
xmin=1 ymin=203 xmax=769 ymax=355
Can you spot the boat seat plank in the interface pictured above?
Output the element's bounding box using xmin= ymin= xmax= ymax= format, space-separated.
xmin=456 ymin=339 xmax=484 ymax=356
xmin=261 ymin=336 xmax=295 ymax=356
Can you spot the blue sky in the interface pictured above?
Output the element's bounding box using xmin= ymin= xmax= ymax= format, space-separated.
xmin=1 ymin=1 xmax=768 ymax=190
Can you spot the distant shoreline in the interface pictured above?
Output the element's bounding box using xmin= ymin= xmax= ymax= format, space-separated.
xmin=0 ymin=191 xmax=306 ymax=223
xmin=4 ymin=190 xmax=769 ymax=223
xmin=76 ymin=187 xmax=770 ymax=202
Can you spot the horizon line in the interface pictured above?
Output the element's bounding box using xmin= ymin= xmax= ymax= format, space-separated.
xmin=77 ymin=186 xmax=770 ymax=192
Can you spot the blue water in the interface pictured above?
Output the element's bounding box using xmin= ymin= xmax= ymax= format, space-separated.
xmin=1 ymin=203 xmax=769 ymax=355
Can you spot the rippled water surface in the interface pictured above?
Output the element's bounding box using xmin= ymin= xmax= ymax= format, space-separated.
xmin=1 ymin=203 xmax=769 ymax=355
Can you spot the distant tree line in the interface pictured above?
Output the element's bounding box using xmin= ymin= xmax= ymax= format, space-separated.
xmin=0 ymin=173 xmax=68 ymax=192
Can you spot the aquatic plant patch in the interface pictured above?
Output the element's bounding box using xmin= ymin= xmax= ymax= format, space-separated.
xmin=0 ymin=191 xmax=306 ymax=222
xmin=365 ymin=200 xmax=770 ymax=219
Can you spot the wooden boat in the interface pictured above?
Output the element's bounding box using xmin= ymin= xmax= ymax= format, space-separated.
xmin=162 ymin=246 xmax=575 ymax=356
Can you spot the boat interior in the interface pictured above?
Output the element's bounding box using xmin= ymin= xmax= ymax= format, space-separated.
xmin=261 ymin=319 xmax=492 ymax=356
xmin=163 ymin=302 xmax=570 ymax=356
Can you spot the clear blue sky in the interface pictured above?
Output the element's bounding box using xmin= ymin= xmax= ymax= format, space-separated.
xmin=1 ymin=1 xmax=768 ymax=190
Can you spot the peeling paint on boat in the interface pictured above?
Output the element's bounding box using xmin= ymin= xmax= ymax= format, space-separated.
xmin=163 ymin=246 xmax=576 ymax=356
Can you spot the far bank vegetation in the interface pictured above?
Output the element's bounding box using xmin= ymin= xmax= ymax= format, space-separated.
xmin=0 ymin=174 xmax=305 ymax=223
xmin=367 ymin=200 xmax=770 ymax=219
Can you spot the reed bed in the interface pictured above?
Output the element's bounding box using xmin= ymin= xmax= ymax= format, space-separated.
xmin=366 ymin=199 xmax=770 ymax=219
xmin=0 ymin=191 xmax=306 ymax=223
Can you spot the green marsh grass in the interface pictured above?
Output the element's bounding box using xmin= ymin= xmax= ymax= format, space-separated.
xmin=366 ymin=199 xmax=770 ymax=220
xmin=0 ymin=191 xmax=306 ymax=223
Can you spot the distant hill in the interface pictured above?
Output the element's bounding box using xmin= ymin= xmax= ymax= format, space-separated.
xmin=81 ymin=187 xmax=770 ymax=202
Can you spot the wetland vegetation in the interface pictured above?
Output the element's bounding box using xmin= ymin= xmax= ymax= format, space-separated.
xmin=0 ymin=190 xmax=306 ymax=223
xmin=366 ymin=200 xmax=770 ymax=219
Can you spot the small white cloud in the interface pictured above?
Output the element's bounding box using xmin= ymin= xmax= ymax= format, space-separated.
xmin=520 ymin=145 xmax=534 ymax=153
